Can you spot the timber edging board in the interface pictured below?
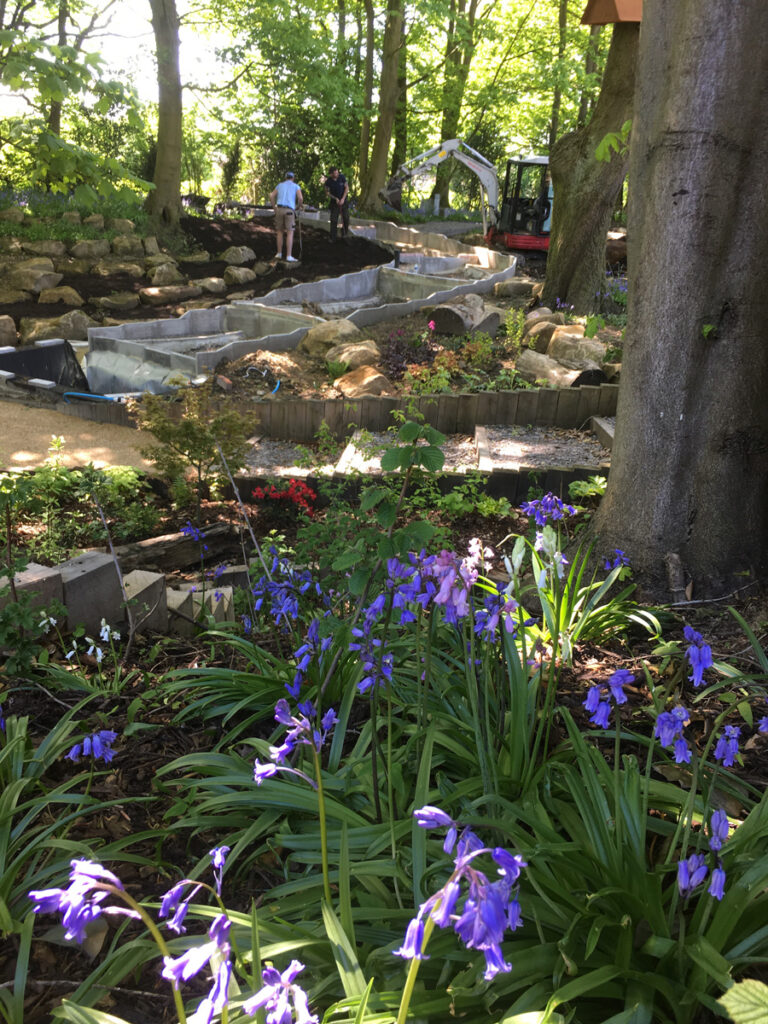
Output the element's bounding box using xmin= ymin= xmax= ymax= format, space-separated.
xmin=0 ymin=382 xmax=619 ymax=441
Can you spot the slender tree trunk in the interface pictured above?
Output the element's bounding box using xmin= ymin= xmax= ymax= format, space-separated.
xmin=433 ymin=0 xmax=478 ymax=209
xmin=47 ymin=0 xmax=68 ymax=136
xmin=541 ymin=23 xmax=638 ymax=312
xmin=577 ymin=24 xmax=602 ymax=126
xmin=358 ymin=0 xmax=403 ymax=211
xmin=145 ymin=0 xmax=182 ymax=226
xmin=547 ymin=0 xmax=568 ymax=151
xmin=390 ymin=17 xmax=407 ymax=175
xmin=357 ymin=0 xmax=374 ymax=188
xmin=593 ymin=0 xmax=768 ymax=597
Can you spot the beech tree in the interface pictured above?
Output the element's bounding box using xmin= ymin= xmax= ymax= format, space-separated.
xmin=540 ymin=21 xmax=638 ymax=312
xmin=145 ymin=0 xmax=183 ymax=225
xmin=593 ymin=0 xmax=768 ymax=597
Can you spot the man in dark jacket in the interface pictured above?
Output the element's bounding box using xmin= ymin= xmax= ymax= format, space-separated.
xmin=325 ymin=167 xmax=349 ymax=242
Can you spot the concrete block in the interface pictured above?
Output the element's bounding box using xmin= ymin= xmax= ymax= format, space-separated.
xmin=0 ymin=370 xmax=16 ymax=384
xmin=123 ymin=569 xmax=168 ymax=633
xmin=214 ymin=564 xmax=251 ymax=591
xmin=167 ymin=588 xmax=196 ymax=637
xmin=0 ymin=562 xmax=63 ymax=614
xmin=192 ymin=585 xmax=234 ymax=623
xmin=27 ymin=378 xmax=56 ymax=389
xmin=60 ymin=552 xmax=123 ymax=634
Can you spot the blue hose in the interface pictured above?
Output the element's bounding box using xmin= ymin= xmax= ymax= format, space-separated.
xmin=63 ymin=392 xmax=119 ymax=403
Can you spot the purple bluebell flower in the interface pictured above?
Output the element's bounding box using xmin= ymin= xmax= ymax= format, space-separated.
xmin=254 ymin=698 xmax=337 ymax=788
xmin=583 ymin=670 xmax=632 ymax=728
xmin=210 ymin=846 xmax=230 ymax=895
xmin=159 ymin=880 xmax=198 ymax=934
xmin=29 ymin=859 xmax=134 ymax=944
xmin=759 ymin=716 xmax=768 ymax=735
xmin=654 ymin=706 xmax=691 ymax=763
xmin=254 ymin=761 xmax=280 ymax=785
xmin=395 ymin=809 xmax=526 ymax=982
xmin=242 ymin=959 xmax=318 ymax=1024
xmin=677 ymin=853 xmax=708 ymax=896
xmin=181 ymin=520 xmax=209 ymax=552
xmin=708 ymin=810 xmax=729 ymax=853
xmin=520 ymin=493 xmax=575 ymax=528
xmin=65 ymin=729 xmax=118 ymax=764
xmin=0 ymin=703 xmax=5 ymax=732
xmin=607 ymin=669 xmax=632 ymax=704
xmin=714 ymin=725 xmax=740 ymax=767
xmin=188 ymin=958 xmax=232 ymax=1024
xmin=684 ymin=626 xmax=713 ymax=688
xmin=708 ymin=866 xmax=726 ymax=901
xmin=603 ymin=549 xmax=630 ymax=572
xmin=162 ymin=914 xmax=231 ymax=988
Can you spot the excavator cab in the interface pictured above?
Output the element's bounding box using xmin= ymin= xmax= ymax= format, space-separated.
xmin=493 ymin=156 xmax=552 ymax=251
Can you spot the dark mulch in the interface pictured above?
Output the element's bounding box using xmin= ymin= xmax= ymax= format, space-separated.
xmin=0 ymin=216 xmax=393 ymax=331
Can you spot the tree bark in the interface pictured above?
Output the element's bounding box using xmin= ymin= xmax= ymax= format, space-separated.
xmin=358 ymin=0 xmax=403 ymax=211
xmin=357 ymin=0 xmax=375 ymax=188
xmin=593 ymin=0 xmax=768 ymax=597
xmin=577 ymin=24 xmax=602 ymax=127
xmin=390 ymin=16 xmax=408 ymax=176
xmin=145 ymin=0 xmax=183 ymax=226
xmin=547 ymin=0 xmax=568 ymax=151
xmin=541 ymin=23 xmax=638 ymax=312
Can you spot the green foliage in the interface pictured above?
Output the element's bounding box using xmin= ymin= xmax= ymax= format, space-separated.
xmin=436 ymin=473 xmax=513 ymax=520
xmin=327 ymin=359 xmax=350 ymax=381
xmin=294 ymin=420 xmax=343 ymax=470
xmin=568 ymin=474 xmax=607 ymax=503
xmin=596 ymin=119 xmax=633 ymax=162
xmin=584 ymin=312 xmax=605 ymax=339
xmin=718 ymin=979 xmax=768 ymax=1023
xmin=133 ymin=384 xmax=250 ymax=519
xmin=504 ymin=308 xmax=527 ymax=352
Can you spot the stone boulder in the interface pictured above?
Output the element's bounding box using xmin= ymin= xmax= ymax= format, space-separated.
xmin=493 ymin=277 xmax=537 ymax=299
xmin=53 ymin=257 xmax=93 ymax=276
xmin=197 ymin=277 xmax=228 ymax=295
xmin=0 ymin=207 xmax=25 ymax=224
xmin=252 ymin=261 xmax=273 ymax=276
xmin=92 ymin=292 xmax=141 ymax=311
xmin=145 ymin=254 xmax=178 ymax=268
xmin=21 ymin=239 xmax=67 ymax=258
xmin=0 ymin=315 xmax=17 ymax=347
xmin=112 ymin=234 xmax=145 ymax=258
xmin=525 ymin=320 xmax=560 ymax=354
xmin=38 ymin=286 xmax=84 ymax=306
xmin=139 ymin=284 xmax=203 ymax=306
xmin=222 ymin=245 xmax=256 ymax=265
xmin=20 ymin=309 xmax=97 ymax=344
xmin=0 ymin=238 xmax=22 ymax=255
xmin=521 ymin=309 xmax=566 ymax=340
xmin=83 ymin=214 xmax=105 ymax=229
xmin=299 ymin=318 xmax=362 ymax=357
xmin=223 ymin=266 xmax=256 ymax=285
xmin=515 ymin=349 xmax=582 ymax=388
xmin=62 ymin=211 xmax=81 ymax=225
xmin=92 ymin=257 xmax=145 ymax=278
xmin=15 ymin=256 xmax=55 ymax=271
xmin=70 ymin=239 xmax=110 ymax=260
xmin=7 ymin=268 xmax=63 ymax=294
xmin=149 ymin=262 xmax=187 ymax=286
xmin=143 ymin=236 xmax=160 ymax=256
xmin=108 ymin=218 xmax=134 ymax=233
xmin=547 ymin=331 xmax=607 ymax=371
xmin=326 ymin=339 xmax=381 ymax=371
xmin=182 ymin=251 xmax=210 ymax=264
xmin=0 ymin=288 xmax=31 ymax=304
xmin=335 ymin=366 xmax=392 ymax=398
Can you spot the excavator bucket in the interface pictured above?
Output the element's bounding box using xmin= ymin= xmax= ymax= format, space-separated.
xmin=379 ymin=177 xmax=403 ymax=211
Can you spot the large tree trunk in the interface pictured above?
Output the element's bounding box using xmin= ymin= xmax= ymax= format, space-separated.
xmin=547 ymin=0 xmax=568 ymax=151
xmin=593 ymin=0 xmax=768 ymax=597
xmin=541 ymin=23 xmax=638 ymax=312
xmin=145 ymin=0 xmax=182 ymax=226
xmin=357 ymin=0 xmax=375 ymax=191
xmin=358 ymin=0 xmax=403 ymax=211
xmin=390 ymin=17 xmax=408 ymax=175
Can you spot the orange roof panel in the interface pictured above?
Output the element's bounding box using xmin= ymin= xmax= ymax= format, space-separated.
xmin=581 ymin=0 xmax=642 ymax=24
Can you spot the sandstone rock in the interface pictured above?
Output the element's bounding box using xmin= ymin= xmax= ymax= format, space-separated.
xmin=299 ymin=318 xmax=362 ymax=357
xmin=53 ymin=257 xmax=93 ymax=276
xmin=149 ymin=262 xmax=187 ymax=286
xmin=547 ymin=332 xmax=607 ymax=370
xmin=108 ymin=218 xmax=134 ymax=233
xmin=70 ymin=239 xmax=110 ymax=260
xmin=92 ymin=258 xmax=145 ymax=278
xmin=7 ymin=269 xmax=63 ymax=294
xmin=0 ymin=238 xmax=22 ymax=254
xmin=145 ymin=253 xmax=178 ymax=268
xmin=252 ymin=261 xmax=273 ymax=276
xmin=21 ymin=239 xmax=67 ymax=258
xmin=92 ymin=292 xmax=141 ymax=311
xmin=62 ymin=211 xmax=81 ymax=225
xmin=525 ymin=306 xmax=552 ymax=322
xmin=225 ymin=290 xmax=255 ymax=301
xmin=111 ymin=234 xmax=145 ymax=258
xmin=222 ymin=245 xmax=256 ymax=265
xmin=38 ymin=286 xmax=84 ymax=306
xmin=521 ymin=310 xmax=566 ymax=340
xmin=182 ymin=251 xmax=210 ymax=264
xmin=20 ymin=309 xmax=96 ymax=344
xmin=0 ymin=315 xmax=17 ymax=347
xmin=603 ymin=362 xmax=621 ymax=382
xmin=143 ymin=236 xmax=160 ymax=256
xmin=83 ymin=214 xmax=105 ymax=229
xmin=223 ymin=265 xmax=256 ymax=285
xmin=515 ymin=349 xmax=581 ymax=388
xmin=0 ymin=288 xmax=31 ymax=304
xmin=532 ymin=282 xmax=544 ymax=300
xmin=15 ymin=257 xmax=54 ymax=271
xmin=550 ymin=324 xmax=585 ymax=342
xmin=139 ymin=284 xmax=203 ymax=306
xmin=335 ymin=365 xmax=392 ymax=398
xmin=0 ymin=207 xmax=25 ymax=224
xmin=197 ymin=277 xmax=228 ymax=295
xmin=493 ymin=277 xmax=537 ymax=299
xmin=525 ymin=321 xmax=560 ymax=354
xmin=326 ymin=339 xmax=381 ymax=370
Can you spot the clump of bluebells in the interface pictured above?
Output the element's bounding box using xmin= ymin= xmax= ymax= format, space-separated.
xmin=66 ymin=729 xmax=118 ymax=764
xmin=677 ymin=809 xmax=731 ymax=902
xmin=583 ymin=669 xmax=633 ymax=728
xmin=254 ymin=697 xmax=338 ymax=787
xmin=397 ymin=806 xmax=526 ymax=981
xmin=684 ymin=625 xmax=713 ymax=688
xmin=250 ymin=548 xmax=327 ymax=633
xmin=521 ymin=493 xmax=575 ymax=528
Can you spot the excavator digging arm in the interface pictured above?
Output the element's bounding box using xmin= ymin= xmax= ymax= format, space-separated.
xmin=379 ymin=139 xmax=499 ymax=233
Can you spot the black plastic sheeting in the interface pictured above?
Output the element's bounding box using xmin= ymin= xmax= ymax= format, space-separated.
xmin=0 ymin=341 xmax=89 ymax=391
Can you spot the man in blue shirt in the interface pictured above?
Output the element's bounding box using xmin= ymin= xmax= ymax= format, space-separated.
xmin=269 ymin=171 xmax=304 ymax=262
xmin=325 ymin=167 xmax=349 ymax=242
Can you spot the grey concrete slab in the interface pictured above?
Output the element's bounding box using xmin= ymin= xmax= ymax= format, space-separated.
xmin=60 ymin=551 xmax=123 ymax=634
xmin=167 ymin=588 xmax=196 ymax=637
xmin=124 ymin=569 xmax=168 ymax=633
xmin=0 ymin=562 xmax=63 ymax=615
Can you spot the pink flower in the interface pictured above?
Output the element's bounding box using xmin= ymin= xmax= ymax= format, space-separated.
xmin=428 ymin=320 xmax=435 ymax=330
